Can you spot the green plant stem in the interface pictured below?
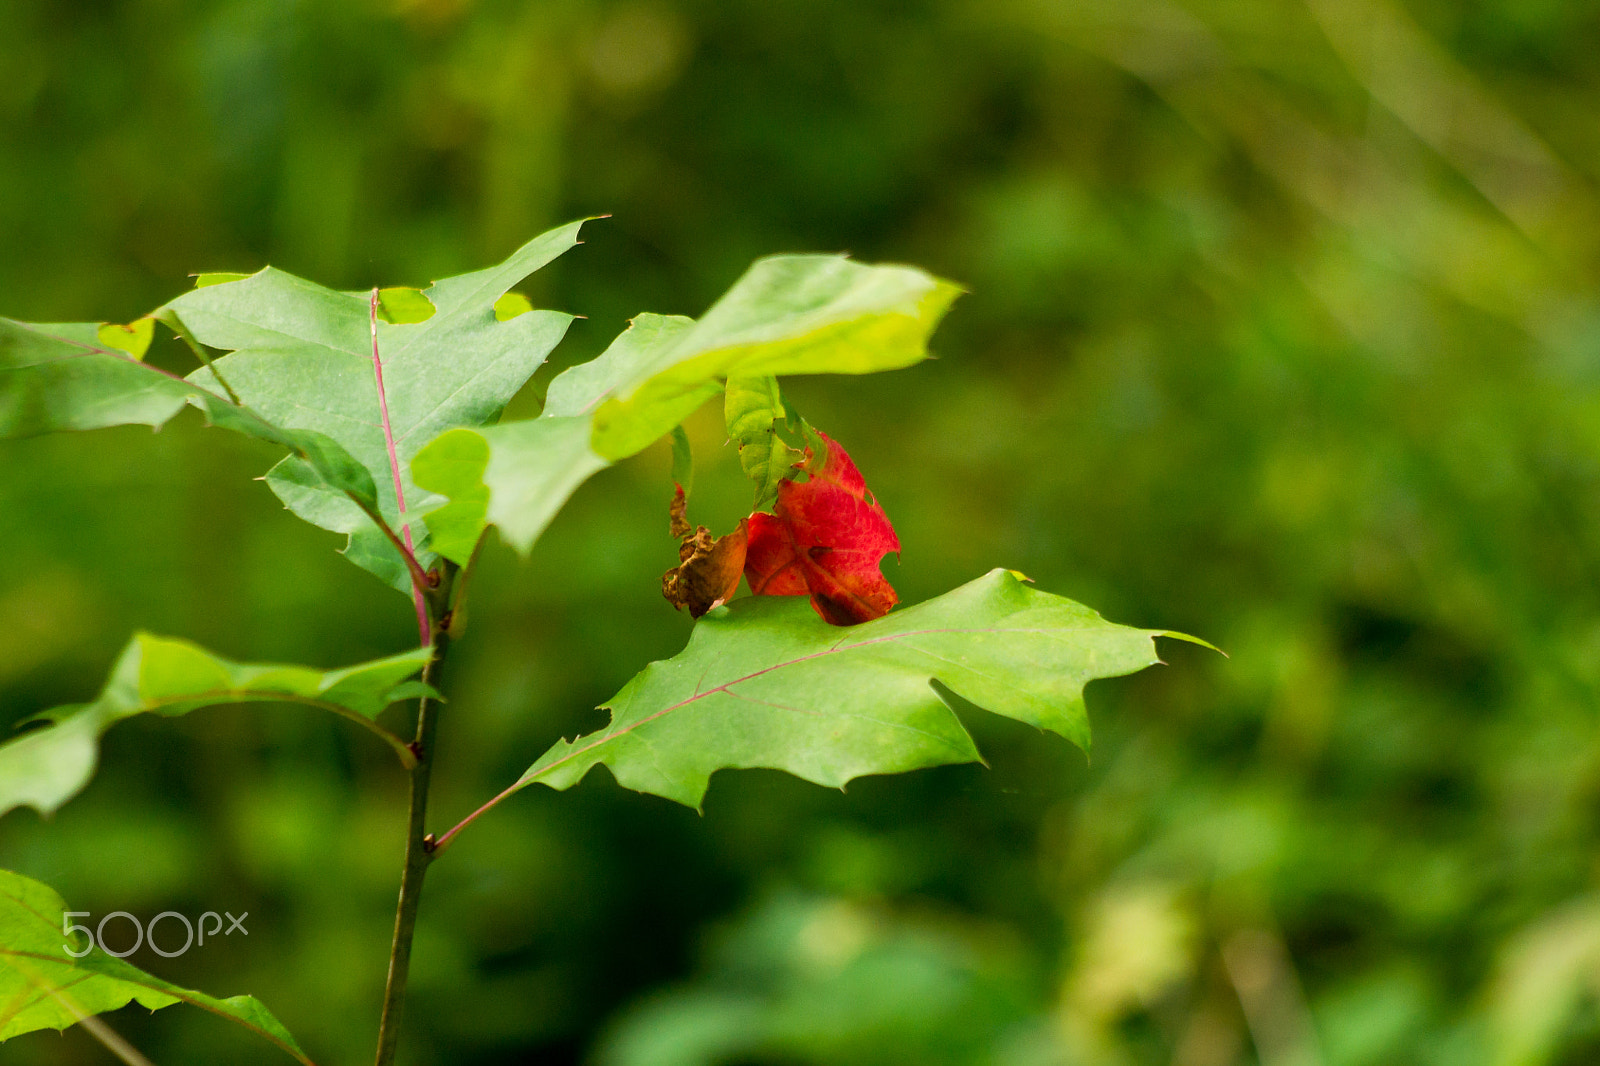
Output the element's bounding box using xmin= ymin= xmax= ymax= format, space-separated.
xmin=47 ymin=986 xmax=157 ymax=1066
xmin=372 ymin=628 xmax=450 ymax=1066
xmin=167 ymin=322 xmax=243 ymax=405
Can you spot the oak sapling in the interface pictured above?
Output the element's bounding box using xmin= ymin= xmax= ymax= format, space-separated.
xmin=0 ymin=220 xmax=1203 ymax=1065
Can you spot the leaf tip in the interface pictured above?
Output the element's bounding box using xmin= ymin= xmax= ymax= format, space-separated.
xmin=1156 ymin=630 xmax=1225 ymax=657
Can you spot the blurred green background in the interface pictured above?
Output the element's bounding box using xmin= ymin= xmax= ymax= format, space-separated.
xmin=5 ymin=0 xmax=1600 ymax=1063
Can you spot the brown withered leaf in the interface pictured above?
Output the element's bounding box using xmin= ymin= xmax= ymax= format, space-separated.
xmin=662 ymin=485 xmax=749 ymax=618
xmin=668 ymin=482 xmax=693 ymax=540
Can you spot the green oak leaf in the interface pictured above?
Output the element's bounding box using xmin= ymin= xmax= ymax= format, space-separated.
xmin=725 ymin=375 xmax=797 ymax=509
xmin=0 ymin=869 xmax=312 ymax=1063
xmin=0 ymin=319 xmax=377 ymax=508
xmin=589 ymin=255 xmax=961 ymax=460
xmin=516 ymin=569 xmax=1192 ymax=809
xmin=413 ymin=257 xmax=959 ymax=564
xmin=0 ymin=635 xmax=433 ymax=820
xmin=157 ymin=219 xmax=587 ymax=593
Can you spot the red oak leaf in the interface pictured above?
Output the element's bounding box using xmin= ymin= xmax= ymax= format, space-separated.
xmin=744 ymin=431 xmax=899 ymax=625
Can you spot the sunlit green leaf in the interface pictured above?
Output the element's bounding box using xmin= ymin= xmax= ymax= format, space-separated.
xmin=517 ymin=569 xmax=1181 ymax=809
xmin=493 ymin=292 xmax=534 ymax=321
xmin=192 ymin=272 xmax=250 ymax=289
xmin=589 ymin=256 xmax=961 ymax=459
xmin=0 ymin=635 xmax=432 ymax=819
xmin=375 ymin=286 xmax=436 ymax=325
xmin=93 ymin=319 xmax=154 ymax=360
xmin=0 ymin=869 xmax=312 ymax=1063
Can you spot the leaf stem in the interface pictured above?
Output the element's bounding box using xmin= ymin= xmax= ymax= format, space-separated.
xmin=429 ymin=777 xmax=518 ymax=855
xmin=46 ymin=985 xmax=158 ymax=1066
xmin=136 ymin=687 xmax=418 ymax=771
xmin=165 ymin=319 xmax=244 ymax=405
xmin=368 ymin=289 xmax=430 ymax=647
xmin=350 ymin=494 xmax=437 ymax=619
xmin=372 ymin=559 xmax=459 ymax=1066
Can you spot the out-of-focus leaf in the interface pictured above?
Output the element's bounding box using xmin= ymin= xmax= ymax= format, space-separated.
xmin=0 ymin=319 xmax=377 ymax=508
xmin=518 ymin=569 xmax=1178 ymax=809
xmin=725 ymin=375 xmax=795 ymax=510
xmin=1490 ymin=896 xmax=1600 ymax=1066
xmin=156 ymin=219 xmax=586 ymax=592
xmin=0 ymin=635 xmax=432 ymax=819
xmin=1061 ymin=883 xmax=1197 ymax=1040
xmin=0 ymin=869 xmax=312 ymax=1063
xmin=589 ymin=256 xmax=961 ymax=459
xmin=597 ymin=891 xmax=1036 ymax=1066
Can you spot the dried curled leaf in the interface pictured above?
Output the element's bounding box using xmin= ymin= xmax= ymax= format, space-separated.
xmin=661 ymin=486 xmax=749 ymax=618
xmin=744 ymin=431 xmax=899 ymax=625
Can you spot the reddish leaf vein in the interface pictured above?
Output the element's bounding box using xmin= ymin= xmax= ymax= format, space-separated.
xmin=369 ymin=290 xmax=430 ymax=646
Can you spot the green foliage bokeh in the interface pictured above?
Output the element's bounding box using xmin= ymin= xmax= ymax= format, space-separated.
xmin=5 ymin=0 xmax=1600 ymax=1063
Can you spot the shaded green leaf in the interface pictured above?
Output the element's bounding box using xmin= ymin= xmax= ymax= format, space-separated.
xmin=157 ymin=219 xmax=587 ymax=593
xmin=0 ymin=635 xmax=432 ymax=819
xmin=0 ymin=319 xmax=378 ymax=508
xmin=517 ymin=569 xmax=1178 ymax=809
xmin=0 ymin=869 xmax=312 ymax=1063
xmin=725 ymin=375 xmax=797 ymax=510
